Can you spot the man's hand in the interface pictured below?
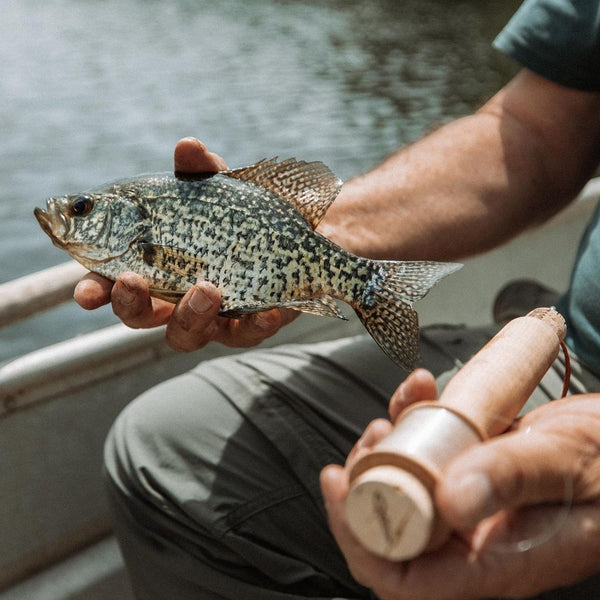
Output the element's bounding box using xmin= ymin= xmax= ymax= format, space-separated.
xmin=74 ymin=137 xmax=298 ymax=351
xmin=321 ymin=369 xmax=600 ymax=600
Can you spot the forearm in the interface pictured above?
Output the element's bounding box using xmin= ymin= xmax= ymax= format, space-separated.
xmin=320 ymin=113 xmax=532 ymax=261
xmin=320 ymin=70 xmax=600 ymax=261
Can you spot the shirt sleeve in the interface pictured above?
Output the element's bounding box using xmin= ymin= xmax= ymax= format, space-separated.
xmin=493 ymin=0 xmax=600 ymax=91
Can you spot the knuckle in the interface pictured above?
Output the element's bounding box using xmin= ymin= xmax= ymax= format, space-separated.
xmin=166 ymin=337 xmax=204 ymax=353
xmin=570 ymin=429 xmax=600 ymax=499
xmin=112 ymin=299 xmax=149 ymax=326
xmin=166 ymin=318 xmax=218 ymax=352
xmin=165 ymin=331 xmax=203 ymax=352
xmin=170 ymin=305 xmax=195 ymax=333
xmin=111 ymin=282 xmax=150 ymax=324
xmin=220 ymin=317 xmax=269 ymax=348
xmin=249 ymin=310 xmax=282 ymax=335
xmin=493 ymin=448 xmax=528 ymax=505
xmin=173 ymin=297 xmax=210 ymax=330
xmin=112 ymin=302 xmax=142 ymax=325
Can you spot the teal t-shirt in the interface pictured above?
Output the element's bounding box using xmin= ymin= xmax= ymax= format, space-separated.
xmin=493 ymin=0 xmax=600 ymax=91
xmin=494 ymin=0 xmax=600 ymax=374
xmin=557 ymin=203 xmax=600 ymax=374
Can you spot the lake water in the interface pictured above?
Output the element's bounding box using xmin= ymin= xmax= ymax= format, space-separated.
xmin=0 ymin=0 xmax=520 ymax=362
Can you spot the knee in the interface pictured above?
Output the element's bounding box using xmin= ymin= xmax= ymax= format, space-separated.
xmin=108 ymin=371 xmax=200 ymax=450
xmin=103 ymin=368 xmax=236 ymax=501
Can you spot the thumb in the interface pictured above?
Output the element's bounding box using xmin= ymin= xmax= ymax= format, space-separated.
xmin=174 ymin=137 xmax=227 ymax=173
xmin=436 ymin=428 xmax=576 ymax=531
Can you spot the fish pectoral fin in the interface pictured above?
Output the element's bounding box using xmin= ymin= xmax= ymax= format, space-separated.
xmin=148 ymin=288 xmax=186 ymax=304
xmin=221 ymin=296 xmax=348 ymax=320
xmin=139 ymin=242 xmax=208 ymax=279
xmin=222 ymin=158 xmax=342 ymax=229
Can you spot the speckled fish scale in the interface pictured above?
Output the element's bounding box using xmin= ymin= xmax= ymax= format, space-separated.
xmin=35 ymin=158 xmax=461 ymax=369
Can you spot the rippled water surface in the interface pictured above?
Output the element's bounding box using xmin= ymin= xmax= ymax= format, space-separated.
xmin=1 ymin=0 xmax=520 ymax=361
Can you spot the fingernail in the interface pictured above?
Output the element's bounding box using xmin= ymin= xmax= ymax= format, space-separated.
xmin=396 ymin=381 xmax=408 ymax=403
xmin=390 ymin=382 xmax=410 ymax=413
xmin=188 ymin=285 xmax=213 ymax=314
xmin=397 ymin=378 xmax=421 ymax=405
xmin=118 ymin=282 xmax=137 ymax=305
xmin=355 ymin=432 xmax=368 ymax=450
xmin=452 ymin=473 xmax=495 ymax=523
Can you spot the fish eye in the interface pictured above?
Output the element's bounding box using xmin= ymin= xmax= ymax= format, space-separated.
xmin=69 ymin=195 xmax=94 ymax=216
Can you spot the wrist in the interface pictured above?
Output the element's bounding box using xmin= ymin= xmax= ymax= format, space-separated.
xmin=317 ymin=176 xmax=401 ymax=259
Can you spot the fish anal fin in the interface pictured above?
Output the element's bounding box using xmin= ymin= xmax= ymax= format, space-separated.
xmin=221 ymin=295 xmax=348 ymax=320
xmin=223 ymin=158 xmax=342 ymax=229
xmin=288 ymin=296 xmax=348 ymax=320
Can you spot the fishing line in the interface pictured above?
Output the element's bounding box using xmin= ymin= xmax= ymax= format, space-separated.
xmin=559 ymin=340 xmax=572 ymax=398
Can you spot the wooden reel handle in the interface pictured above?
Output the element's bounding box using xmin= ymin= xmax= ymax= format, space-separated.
xmin=346 ymin=307 xmax=566 ymax=561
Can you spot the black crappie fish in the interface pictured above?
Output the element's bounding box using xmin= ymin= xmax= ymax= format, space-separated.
xmin=34 ymin=158 xmax=461 ymax=369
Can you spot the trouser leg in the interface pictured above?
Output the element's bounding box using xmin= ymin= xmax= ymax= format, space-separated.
xmin=104 ymin=325 xmax=597 ymax=599
xmin=104 ymin=334 xmax=407 ymax=599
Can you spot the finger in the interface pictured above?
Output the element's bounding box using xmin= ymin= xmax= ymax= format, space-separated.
xmin=320 ymin=465 xmax=353 ymax=551
xmin=323 ymin=467 xmax=600 ymax=600
xmin=437 ymin=427 xmax=585 ymax=531
xmin=389 ymin=368 xmax=437 ymax=421
xmin=74 ymin=272 xmax=113 ymax=310
xmin=320 ymin=466 xmax=390 ymax=584
xmin=217 ymin=308 xmax=299 ymax=348
xmin=174 ymin=137 xmax=227 ymax=173
xmin=370 ymin=505 xmax=600 ymax=600
xmin=321 ymin=465 xmax=478 ymax=600
xmin=165 ymin=280 xmax=221 ymax=352
xmin=357 ymin=418 xmax=393 ymax=450
xmin=112 ymin=272 xmax=173 ymax=328
xmin=320 ymin=465 xmax=353 ymax=543
xmin=468 ymin=504 xmax=600 ymax=598
xmin=345 ymin=418 xmax=393 ymax=469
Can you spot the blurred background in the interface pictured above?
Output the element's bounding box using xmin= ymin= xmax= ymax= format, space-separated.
xmin=1 ymin=0 xmax=520 ymax=363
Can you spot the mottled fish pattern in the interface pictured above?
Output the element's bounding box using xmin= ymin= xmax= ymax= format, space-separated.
xmin=35 ymin=158 xmax=461 ymax=369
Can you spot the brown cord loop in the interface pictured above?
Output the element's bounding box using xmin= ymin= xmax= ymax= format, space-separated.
xmin=560 ymin=340 xmax=571 ymax=398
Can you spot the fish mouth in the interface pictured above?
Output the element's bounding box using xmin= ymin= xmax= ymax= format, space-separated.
xmin=34 ymin=200 xmax=68 ymax=244
xmin=34 ymin=206 xmax=54 ymax=236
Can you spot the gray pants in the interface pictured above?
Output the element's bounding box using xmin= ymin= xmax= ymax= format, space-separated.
xmin=104 ymin=324 xmax=599 ymax=599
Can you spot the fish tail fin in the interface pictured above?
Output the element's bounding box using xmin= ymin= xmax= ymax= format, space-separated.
xmin=354 ymin=260 xmax=462 ymax=370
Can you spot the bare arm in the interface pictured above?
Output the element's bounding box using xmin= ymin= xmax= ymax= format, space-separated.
xmin=318 ymin=72 xmax=600 ymax=599
xmin=319 ymin=70 xmax=600 ymax=261
xmin=74 ymin=71 xmax=600 ymax=350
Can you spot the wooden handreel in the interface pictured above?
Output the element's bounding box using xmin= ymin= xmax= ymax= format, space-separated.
xmin=345 ymin=307 xmax=567 ymax=561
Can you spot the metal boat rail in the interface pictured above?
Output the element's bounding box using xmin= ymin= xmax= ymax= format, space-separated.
xmin=0 ymin=253 xmax=364 ymax=597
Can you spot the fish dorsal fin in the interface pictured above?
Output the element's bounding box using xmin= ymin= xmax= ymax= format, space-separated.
xmin=222 ymin=158 xmax=342 ymax=229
